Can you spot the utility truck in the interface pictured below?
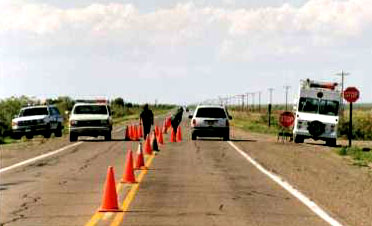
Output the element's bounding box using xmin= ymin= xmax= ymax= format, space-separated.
xmin=293 ymin=79 xmax=340 ymax=146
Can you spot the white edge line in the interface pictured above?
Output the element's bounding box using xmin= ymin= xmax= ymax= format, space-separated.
xmin=0 ymin=142 xmax=83 ymax=174
xmin=227 ymin=141 xmax=343 ymax=226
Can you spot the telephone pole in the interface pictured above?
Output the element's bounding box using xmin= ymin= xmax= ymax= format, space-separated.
xmin=258 ymin=91 xmax=262 ymax=113
xmin=284 ymin=85 xmax=291 ymax=111
xmin=336 ymin=70 xmax=350 ymax=115
xmin=268 ymin=88 xmax=274 ymax=127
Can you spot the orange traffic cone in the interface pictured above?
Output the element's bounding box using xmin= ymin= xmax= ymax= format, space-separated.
xmin=133 ymin=125 xmax=139 ymax=141
xmin=162 ymin=120 xmax=168 ymax=134
xmin=138 ymin=125 xmax=143 ymax=139
xmin=152 ymin=131 xmax=159 ymax=152
xmin=144 ymin=135 xmax=153 ymax=155
xmin=99 ymin=166 xmax=122 ymax=212
xmin=134 ymin=143 xmax=146 ymax=170
xmin=124 ymin=126 xmax=131 ymax=141
xmin=121 ymin=149 xmax=136 ymax=183
xmin=158 ymin=127 xmax=164 ymax=145
xmin=170 ymin=128 xmax=176 ymax=142
xmin=176 ymin=126 xmax=182 ymax=142
xmin=155 ymin=126 xmax=160 ymax=137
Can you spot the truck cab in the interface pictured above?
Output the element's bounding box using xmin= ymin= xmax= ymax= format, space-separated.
xmin=293 ymin=79 xmax=340 ymax=146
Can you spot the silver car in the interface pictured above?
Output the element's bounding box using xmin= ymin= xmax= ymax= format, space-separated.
xmin=189 ymin=105 xmax=232 ymax=141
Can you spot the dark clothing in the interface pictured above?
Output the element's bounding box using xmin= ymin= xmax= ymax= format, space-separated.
xmin=140 ymin=108 xmax=154 ymax=139
xmin=171 ymin=108 xmax=183 ymax=133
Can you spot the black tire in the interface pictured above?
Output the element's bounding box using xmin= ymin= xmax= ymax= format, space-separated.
xmin=54 ymin=124 xmax=63 ymax=137
xmin=105 ymin=132 xmax=112 ymax=141
xmin=43 ymin=131 xmax=51 ymax=138
xmin=191 ymin=133 xmax=197 ymax=140
xmin=294 ymin=135 xmax=304 ymax=143
xmin=69 ymin=133 xmax=77 ymax=142
xmin=223 ymin=131 xmax=230 ymax=141
xmin=326 ymin=139 xmax=337 ymax=147
xmin=26 ymin=133 xmax=33 ymax=139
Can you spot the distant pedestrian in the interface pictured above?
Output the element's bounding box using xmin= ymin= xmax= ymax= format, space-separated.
xmin=171 ymin=107 xmax=184 ymax=134
xmin=140 ymin=104 xmax=154 ymax=139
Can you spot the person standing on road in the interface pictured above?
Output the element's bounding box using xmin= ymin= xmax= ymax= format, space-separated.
xmin=140 ymin=104 xmax=154 ymax=139
xmin=171 ymin=107 xmax=184 ymax=134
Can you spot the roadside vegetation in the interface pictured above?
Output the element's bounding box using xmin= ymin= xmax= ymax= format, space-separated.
xmin=338 ymin=146 xmax=372 ymax=167
xmin=0 ymin=96 xmax=174 ymax=144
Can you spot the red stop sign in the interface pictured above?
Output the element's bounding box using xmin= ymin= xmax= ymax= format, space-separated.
xmin=279 ymin=112 xmax=295 ymax=128
xmin=344 ymin=87 xmax=360 ymax=103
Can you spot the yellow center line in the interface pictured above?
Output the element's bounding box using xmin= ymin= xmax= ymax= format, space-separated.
xmin=84 ymin=154 xmax=155 ymax=226
xmin=110 ymin=154 xmax=155 ymax=226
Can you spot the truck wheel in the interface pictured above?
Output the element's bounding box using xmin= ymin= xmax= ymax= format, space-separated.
xmin=326 ymin=139 xmax=337 ymax=147
xmin=70 ymin=133 xmax=78 ymax=142
xmin=105 ymin=132 xmax=112 ymax=141
xmin=294 ymin=135 xmax=304 ymax=143
xmin=26 ymin=133 xmax=33 ymax=139
xmin=223 ymin=133 xmax=230 ymax=141
xmin=43 ymin=131 xmax=51 ymax=138
xmin=54 ymin=124 xmax=63 ymax=137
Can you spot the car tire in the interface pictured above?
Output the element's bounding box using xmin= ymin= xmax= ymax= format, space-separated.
xmin=26 ymin=133 xmax=33 ymax=139
xmin=70 ymin=133 xmax=78 ymax=142
xmin=55 ymin=124 xmax=63 ymax=137
xmin=191 ymin=133 xmax=197 ymax=140
xmin=326 ymin=138 xmax=337 ymax=147
xmin=223 ymin=135 xmax=229 ymax=141
xmin=105 ymin=132 xmax=112 ymax=141
xmin=294 ymin=135 xmax=304 ymax=143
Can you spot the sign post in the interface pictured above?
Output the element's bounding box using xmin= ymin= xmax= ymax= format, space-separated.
xmin=343 ymin=87 xmax=360 ymax=147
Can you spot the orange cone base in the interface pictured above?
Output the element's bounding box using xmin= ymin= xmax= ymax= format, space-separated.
xmin=134 ymin=166 xmax=148 ymax=170
xmin=120 ymin=179 xmax=137 ymax=184
xmin=98 ymin=208 xmax=123 ymax=212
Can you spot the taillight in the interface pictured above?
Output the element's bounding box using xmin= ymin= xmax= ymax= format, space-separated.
xmin=192 ymin=119 xmax=196 ymax=126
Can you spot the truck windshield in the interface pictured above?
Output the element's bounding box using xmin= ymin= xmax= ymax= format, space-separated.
xmin=20 ymin=107 xmax=48 ymax=116
xmin=74 ymin=105 xmax=107 ymax=115
xmin=298 ymin=98 xmax=339 ymax=116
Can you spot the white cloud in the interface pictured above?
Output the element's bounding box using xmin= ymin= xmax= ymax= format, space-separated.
xmin=1 ymin=0 xmax=372 ymax=60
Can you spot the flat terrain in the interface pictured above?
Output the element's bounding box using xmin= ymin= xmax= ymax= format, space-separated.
xmin=1 ymin=118 xmax=372 ymax=225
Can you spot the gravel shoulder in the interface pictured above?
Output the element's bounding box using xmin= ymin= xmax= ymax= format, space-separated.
xmin=232 ymin=128 xmax=372 ymax=226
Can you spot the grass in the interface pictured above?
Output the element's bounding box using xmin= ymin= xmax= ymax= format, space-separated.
xmin=231 ymin=110 xmax=281 ymax=135
xmin=337 ymin=146 xmax=372 ymax=167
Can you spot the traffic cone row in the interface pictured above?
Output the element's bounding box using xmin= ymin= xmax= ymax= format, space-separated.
xmin=98 ymin=118 xmax=185 ymax=213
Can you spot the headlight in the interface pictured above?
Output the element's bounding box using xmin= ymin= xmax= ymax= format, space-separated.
xmin=12 ymin=121 xmax=18 ymax=126
xmin=70 ymin=120 xmax=78 ymax=126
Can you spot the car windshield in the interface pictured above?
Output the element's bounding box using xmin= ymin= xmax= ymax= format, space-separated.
xmin=298 ymin=98 xmax=339 ymax=116
xmin=74 ymin=105 xmax=107 ymax=115
xmin=20 ymin=107 xmax=48 ymax=116
xmin=196 ymin=108 xmax=226 ymax=118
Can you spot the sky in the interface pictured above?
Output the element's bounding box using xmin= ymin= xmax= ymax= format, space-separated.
xmin=0 ymin=0 xmax=371 ymax=105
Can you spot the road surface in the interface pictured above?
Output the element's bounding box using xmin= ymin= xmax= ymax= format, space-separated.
xmin=1 ymin=118 xmax=372 ymax=226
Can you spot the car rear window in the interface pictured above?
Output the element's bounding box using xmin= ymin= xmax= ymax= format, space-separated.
xmin=195 ymin=108 xmax=226 ymax=118
xmin=20 ymin=107 xmax=48 ymax=116
xmin=74 ymin=105 xmax=108 ymax=115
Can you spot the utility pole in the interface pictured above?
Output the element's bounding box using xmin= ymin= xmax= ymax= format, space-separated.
xmin=246 ymin=93 xmax=249 ymax=111
xmin=284 ymin=85 xmax=291 ymax=111
xmin=336 ymin=70 xmax=350 ymax=116
xmin=258 ymin=91 xmax=261 ymax=113
xmin=268 ymin=88 xmax=274 ymax=127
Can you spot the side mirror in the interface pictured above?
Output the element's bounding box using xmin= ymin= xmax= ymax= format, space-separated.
xmin=228 ymin=115 xmax=233 ymax=120
xmin=188 ymin=115 xmax=193 ymax=119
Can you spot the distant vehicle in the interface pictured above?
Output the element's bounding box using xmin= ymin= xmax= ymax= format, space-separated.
xmin=293 ymin=79 xmax=340 ymax=146
xmin=12 ymin=105 xmax=64 ymax=139
xmin=189 ymin=105 xmax=232 ymax=141
xmin=69 ymin=101 xmax=113 ymax=142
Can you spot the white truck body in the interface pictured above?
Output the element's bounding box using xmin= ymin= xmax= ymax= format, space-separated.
xmin=293 ymin=79 xmax=341 ymax=146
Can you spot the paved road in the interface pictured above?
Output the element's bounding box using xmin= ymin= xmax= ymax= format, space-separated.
xmin=2 ymin=117 xmax=368 ymax=225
